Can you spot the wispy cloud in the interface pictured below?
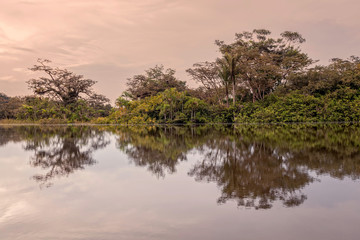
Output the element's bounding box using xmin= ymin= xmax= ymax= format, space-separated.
xmin=0 ymin=75 xmax=16 ymax=82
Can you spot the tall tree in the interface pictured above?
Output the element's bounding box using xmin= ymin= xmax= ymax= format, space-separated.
xmin=186 ymin=62 xmax=229 ymax=106
xmin=216 ymin=29 xmax=313 ymax=102
xmin=214 ymin=48 xmax=241 ymax=106
xmin=27 ymin=59 xmax=109 ymax=106
xmin=217 ymin=61 xmax=231 ymax=107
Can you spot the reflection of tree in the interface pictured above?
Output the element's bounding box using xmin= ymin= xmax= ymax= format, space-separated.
xmin=26 ymin=127 xmax=109 ymax=186
xmin=189 ymin=124 xmax=360 ymax=209
xmin=113 ymin=126 xmax=212 ymax=177
xmin=112 ymin=123 xmax=360 ymax=209
xmin=0 ymin=126 xmax=109 ymax=187
xmin=235 ymin=124 xmax=360 ymax=180
xmin=189 ymin=138 xmax=312 ymax=209
xmin=0 ymin=126 xmax=31 ymax=147
xmin=2 ymin=123 xmax=360 ymax=208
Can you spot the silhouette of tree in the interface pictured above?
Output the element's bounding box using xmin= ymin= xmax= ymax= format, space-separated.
xmin=27 ymin=59 xmax=109 ymax=106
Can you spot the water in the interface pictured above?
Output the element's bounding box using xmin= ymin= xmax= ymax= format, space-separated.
xmin=0 ymin=124 xmax=360 ymax=240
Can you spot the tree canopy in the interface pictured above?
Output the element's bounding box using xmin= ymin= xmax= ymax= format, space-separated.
xmin=27 ymin=59 xmax=109 ymax=106
xmin=187 ymin=29 xmax=314 ymax=105
xmin=125 ymin=65 xmax=187 ymax=100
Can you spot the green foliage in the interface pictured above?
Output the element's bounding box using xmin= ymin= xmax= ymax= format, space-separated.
xmin=16 ymin=97 xmax=112 ymax=122
xmin=0 ymin=93 xmax=23 ymax=119
xmin=236 ymin=89 xmax=360 ymax=123
xmin=215 ymin=29 xmax=313 ymax=104
xmin=105 ymin=88 xmax=211 ymax=124
xmin=125 ymin=65 xmax=187 ymax=100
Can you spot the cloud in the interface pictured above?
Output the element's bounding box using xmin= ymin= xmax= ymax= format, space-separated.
xmin=12 ymin=67 xmax=33 ymax=76
xmin=11 ymin=46 xmax=34 ymax=53
xmin=0 ymin=75 xmax=16 ymax=82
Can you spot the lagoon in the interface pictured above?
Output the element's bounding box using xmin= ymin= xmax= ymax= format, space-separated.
xmin=0 ymin=124 xmax=360 ymax=240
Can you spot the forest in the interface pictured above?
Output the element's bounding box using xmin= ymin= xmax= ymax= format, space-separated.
xmin=1 ymin=29 xmax=360 ymax=124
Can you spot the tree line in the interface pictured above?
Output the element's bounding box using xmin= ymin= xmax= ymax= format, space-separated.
xmin=1 ymin=29 xmax=360 ymax=123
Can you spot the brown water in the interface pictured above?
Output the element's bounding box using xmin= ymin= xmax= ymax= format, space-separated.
xmin=0 ymin=124 xmax=360 ymax=240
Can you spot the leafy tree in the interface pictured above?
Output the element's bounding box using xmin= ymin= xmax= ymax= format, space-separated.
xmin=216 ymin=29 xmax=313 ymax=102
xmin=125 ymin=65 xmax=187 ymax=100
xmin=186 ymin=62 xmax=229 ymax=106
xmin=216 ymin=50 xmax=241 ymax=106
xmin=0 ymin=93 xmax=23 ymax=119
xmin=0 ymin=93 xmax=10 ymax=119
xmin=290 ymin=56 xmax=360 ymax=95
xmin=106 ymin=88 xmax=209 ymax=124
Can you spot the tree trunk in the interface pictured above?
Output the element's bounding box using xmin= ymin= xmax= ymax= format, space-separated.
xmin=232 ymin=76 xmax=236 ymax=106
xmin=225 ymin=82 xmax=229 ymax=108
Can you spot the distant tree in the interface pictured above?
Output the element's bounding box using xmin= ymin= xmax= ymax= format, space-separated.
xmin=0 ymin=92 xmax=9 ymax=101
xmin=125 ymin=65 xmax=187 ymax=100
xmin=0 ymin=93 xmax=23 ymax=119
xmin=27 ymin=59 xmax=109 ymax=106
xmin=312 ymin=57 xmax=360 ymax=94
xmin=0 ymin=93 xmax=10 ymax=119
xmin=287 ymin=56 xmax=360 ymax=95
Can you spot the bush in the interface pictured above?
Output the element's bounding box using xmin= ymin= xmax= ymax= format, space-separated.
xmin=236 ymin=90 xmax=360 ymax=123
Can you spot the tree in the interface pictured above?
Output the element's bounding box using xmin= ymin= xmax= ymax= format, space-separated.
xmin=217 ymin=61 xmax=231 ymax=107
xmin=0 ymin=93 xmax=23 ymax=119
xmin=216 ymin=29 xmax=313 ymax=103
xmin=27 ymin=59 xmax=109 ymax=106
xmin=0 ymin=93 xmax=10 ymax=119
xmin=125 ymin=65 xmax=187 ymax=100
xmin=215 ymin=50 xmax=241 ymax=106
xmin=0 ymin=92 xmax=9 ymax=102
xmin=186 ymin=62 xmax=229 ymax=106
xmin=310 ymin=56 xmax=360 ymax=95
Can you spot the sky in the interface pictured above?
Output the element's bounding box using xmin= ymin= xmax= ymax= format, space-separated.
xmin=0 ymin=0 xmax=359 ymax=103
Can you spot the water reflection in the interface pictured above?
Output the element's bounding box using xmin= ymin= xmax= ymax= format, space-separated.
xmin=1 ymin=124 xmax=360 ymax=208
xmin=189 ymin=139 xmax=311 ymax=209
xmin=0 ymin=126 xmax=109 ymax=187
xmin=111 ymin=124 xmax=360 ymax=209
xmin=113 ymin=126 xmax=210 ymax=177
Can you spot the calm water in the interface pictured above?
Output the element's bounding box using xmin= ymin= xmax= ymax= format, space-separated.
xmin=1 ymin=124 xmax=360 ymax=240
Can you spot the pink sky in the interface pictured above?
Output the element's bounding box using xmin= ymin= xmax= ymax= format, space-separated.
xmin=1 ymin=0 xmax=359 ymax=103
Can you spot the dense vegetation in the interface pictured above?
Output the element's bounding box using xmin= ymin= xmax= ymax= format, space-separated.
xmin=1 ymin=29 xmax=359 ymax=123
